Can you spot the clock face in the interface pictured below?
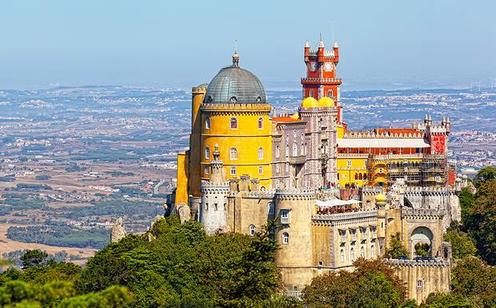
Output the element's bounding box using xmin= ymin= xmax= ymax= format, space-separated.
xmin=309 ymin=62 xmax=317 ymax=72
xmin=324 ymin=62 xmax=334 ymax=72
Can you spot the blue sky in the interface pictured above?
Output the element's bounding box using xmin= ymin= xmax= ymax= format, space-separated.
xmin=0 ymin=0 xmax=495 ymax=89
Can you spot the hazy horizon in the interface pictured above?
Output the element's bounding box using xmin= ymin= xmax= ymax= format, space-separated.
xmin=1 ymin=0 xmax=495 ymax=89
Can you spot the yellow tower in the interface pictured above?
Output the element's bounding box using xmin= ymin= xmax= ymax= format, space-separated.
xmin=199 ymin=52 xmax=273 ymax=189
xmin=189 ymin=84 xmax=207 ymax=197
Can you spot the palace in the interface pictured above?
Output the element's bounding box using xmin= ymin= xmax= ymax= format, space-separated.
xmin=170 ymin=39 xmax=461 ymax=304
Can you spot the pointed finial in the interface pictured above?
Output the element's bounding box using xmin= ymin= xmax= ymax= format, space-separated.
xmin=304 ymin=40 xmax=310 ymax=48
xmin=333 ymin=41 xmax=339 ymax=48
xmin=232 ymin=40 xmax=240 ymax=67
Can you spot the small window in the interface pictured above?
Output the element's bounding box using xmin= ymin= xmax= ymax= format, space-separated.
xmin=258 ymin=147 xmax=264 ymax=160
xmin=282 ymin=232 xmax=289 ymax=245
xmin=350 ymin=247 xmax=355 ymax=261
xmin=276 ymin=145 xmax=280 ymax=158
xmin=360 ymin=246 xmax=365 ymax=258
xmin=249 ymin=224 xmax=256 ymax=236
xmin=275 ymin=165 xmax=280 ymax=174
xmin=204 ymin=147 xmax=210 ymax=160
xmin=204 ymin=166 xmax=209 ymax=175
xmin=230 ymin=117 xmax=238 ymax=129
xmin=230 ymin=148 xmax=238 ymax=160
xmin=205 ymin=117 xmax=210 ymax=129
xmin=258 ymin=118 xmax=263 ymax=129
xmin=371 ymin=244 xmax=375 ymax=257
xmin=340 ymin=248 xmax=345 ymax=262
xmin=268 ymin=202 xmax=275 ymax=216
xmin=230 ymin=96 xmax=237 ymax=103
xmin=327 ymin=90 xmax=333 ymax=97
xmin=258 ymin=166 xmax=263 ymax=175
xmin=230 ymin=167 xmax=236 ymax=176
xmin=417 ymin=279 xmax=424 ymax=288
xmin=292 ymin=143 xmax=298 ymax=156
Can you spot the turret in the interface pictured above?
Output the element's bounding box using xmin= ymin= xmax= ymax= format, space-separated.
xmin=333 ymin=41 xmax=339 ymax=63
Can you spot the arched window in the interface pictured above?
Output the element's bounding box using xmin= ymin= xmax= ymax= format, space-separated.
xmin=360 ymin=246 xmax=365 ymax=258
xmin=204 ymin=147 xmax=210 ymax=160
xmin=350 ymin=247 xmax=355 ymax=261
xmin=205 ymin=117 xmax=210 ymax=129
xmin=249 ymin=224 xmax=256 ymax=236
xmin=340 ymin=248 xmax=345 ymax=262
xmin=230 ymin=166 xmax=236 ymax=175
xmin=301 ymin=142 xmax=305 ymax=155
xmin=230 ymin=117 xmax=237 ymax=129
xmin=327 ymin=89 xmax=333 ymax=97
xmin=292 ymin=143 xmax=298 ymax=156
xmin=258 ymin=147 xmax=264 ymax=160
xmin=258 ymin=166 xmax=263 ymax=175
xmin=282 ymin=232 xmax=289 ymax=245
xmin=285 ymin=144 xmax=289 ymax=157
xmin=371 ymin=244 xmax=375 ymax=258
xmin=354 ymin=173 xmax=358 ymax=180
xmin=230 ymin=148 xmax=238 ymax=160
xmin=276 ymin=145 xmax=280 ymax=158
xmin=258 ymin=117 xmax=263 ymax=129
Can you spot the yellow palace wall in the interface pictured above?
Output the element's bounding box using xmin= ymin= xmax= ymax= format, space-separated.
xmin=200 ymin=103 xmax=273 ymax=189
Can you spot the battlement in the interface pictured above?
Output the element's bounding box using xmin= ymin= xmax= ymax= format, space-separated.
xmin=385 ymin=258 xmax=450 ymax=267
xmin=401 ymin=207 xmax=444 ymax=219
xmin=313 ymin=209 xmax=377 ymax=223
xmin=343 ymin=130 xmax=423 ymax=139
xmin=201 ymin=103 xmax=272 ymax=113
xmin=404 ymin=186 xmax=455 ymax=196
xmin=275 ymin=189 xmax=316 ymax=200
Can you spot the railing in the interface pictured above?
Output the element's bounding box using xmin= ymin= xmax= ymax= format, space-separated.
xmin=301 ymin=77 xmax=342 ymax=84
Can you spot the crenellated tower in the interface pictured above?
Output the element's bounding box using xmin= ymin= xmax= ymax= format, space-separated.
xmin=302 ymin=39 xmax=343 ymax=123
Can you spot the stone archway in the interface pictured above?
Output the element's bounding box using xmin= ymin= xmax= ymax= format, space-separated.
xmin=410 ymin=226 xmax=433 ymax=257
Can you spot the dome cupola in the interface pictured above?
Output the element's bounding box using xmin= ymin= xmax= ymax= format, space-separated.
xmin=204 ymin=53 xmax=266 ymax=104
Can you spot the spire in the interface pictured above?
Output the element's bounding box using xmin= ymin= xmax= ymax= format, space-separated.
xmin=304 ymin=40 xmax=310 ymax=48
xmin=232 ymin=40 xmax=240 ymax=67
xmin=318 ymin=33 xmax=325 ymax=48
xmin=333 ymin=41 xmax=339 ymax=48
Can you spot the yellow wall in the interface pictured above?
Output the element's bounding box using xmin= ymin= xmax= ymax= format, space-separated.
xmin=201 ymin=103 xmax=273 ymax=189
xmin=175 ymin=152 xmax=189 ymax=205
xmin=189 ymin=86 xmax=207 ymax=197
xmin=337 ymin=155 xmax=368 ymax=187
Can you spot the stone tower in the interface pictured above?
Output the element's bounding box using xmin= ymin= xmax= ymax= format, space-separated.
xmin=200 ymin=146 xmax=230 ymax=235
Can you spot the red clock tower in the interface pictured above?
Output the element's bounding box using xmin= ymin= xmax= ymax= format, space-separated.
xmin=302 ymin=39 xmax=343 ymax=122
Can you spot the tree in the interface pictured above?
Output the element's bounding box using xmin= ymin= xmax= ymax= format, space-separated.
xmin=76 ymin=216 xmax=282 ymax=307
xmin=464 ymin=180 xmax=496 ymax=265
xmin=474 ymin=165 xmax=496 ymax=187
xmin=443 ymin=226 xmax=476 ymax=259
xmin=451 ymin=256 xmax=496 ymax=307
xmin=386 ymin=233 xmax=409 ymax=259
xmin=422 ymin=293 xmax=472 ymax=308
xmin=20 ymin=250 xmax=48 ymax=269
xmin=302 ymin=259 xmax=407 ymax=307
xmin=58 ymin=286 xmax=134 ymax=307
xmin=458 ymin=188 xmax=475 ymax=223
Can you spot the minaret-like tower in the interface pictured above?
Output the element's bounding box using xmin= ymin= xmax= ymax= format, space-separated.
xmin=200 ymin=145 xmax=230 ymax=235
xmin=302 ymin=39 xmax=343 ymax=123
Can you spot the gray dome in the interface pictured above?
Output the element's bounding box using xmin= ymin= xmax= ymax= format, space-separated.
xmin=205 ymin=54 xmax=266 ymax=104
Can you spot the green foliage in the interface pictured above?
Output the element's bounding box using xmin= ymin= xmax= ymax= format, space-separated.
xmin=22 ymin=261 xmax=81 ymax=285
xmin=464 ymin=179 xmax=496 ymax=265
xmin=443 ymin=226 xmax=477 ymax=259
xmin=302 ymin=259 xmax=407 ymax=308
xmin=386 ymin=233 xmax=409 ymax=259
xmin=414 ymin=243 xmax=431 ymax=257
xmin=422 ymin=293 xmax=473 ymax=308
xmin=58 ymin=285 xmax=134 ymax=307
xmin=458 ymin=187 xmax=475 ymax=223
xmin=77 ymin=217 xmax=281 ymax=307
xmin=20 ymin=250 xmax=48 ymax=269
xmin=474 ymin=165 xmax=496 ymax=188
xmin=451 ymin=256 xmax=496 ymax=307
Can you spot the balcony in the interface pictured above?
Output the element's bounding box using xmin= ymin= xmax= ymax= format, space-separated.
xmin=301 ymin=77 xmax=342 ymax=85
